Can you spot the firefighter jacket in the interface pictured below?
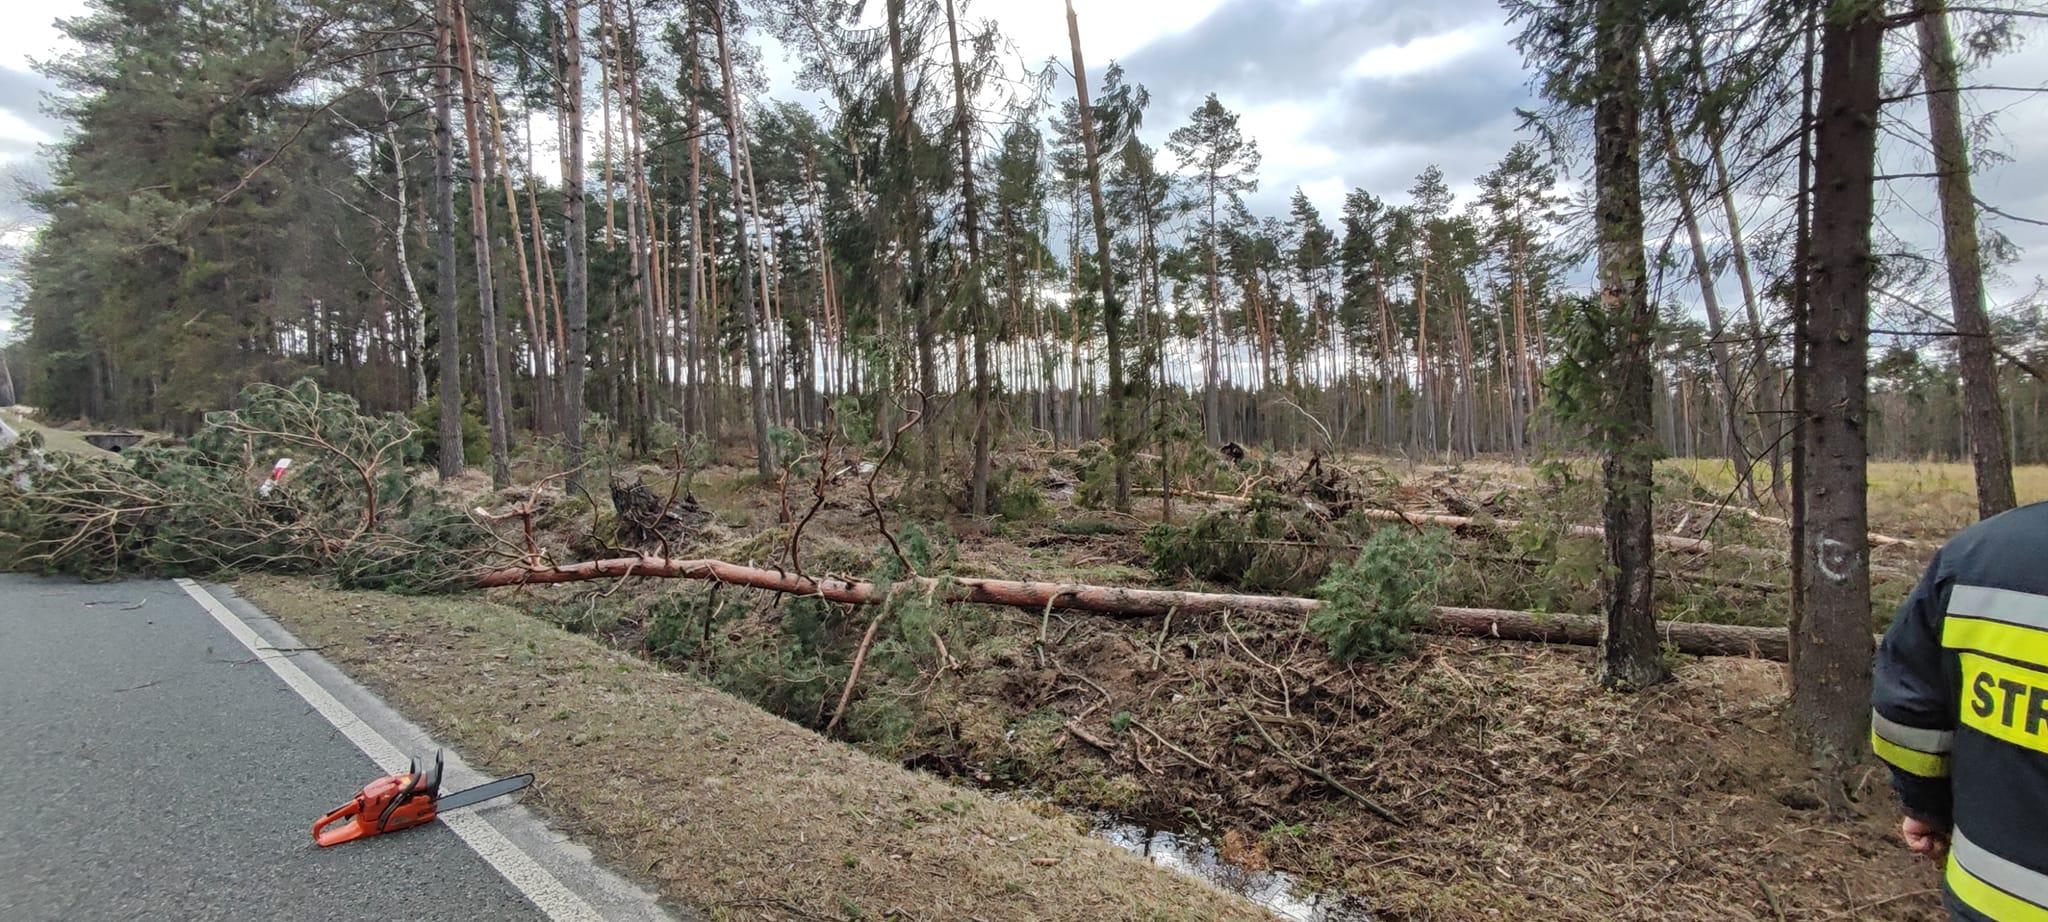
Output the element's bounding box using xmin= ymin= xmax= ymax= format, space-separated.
xmin=1874 ymin=501 xmax=2048 ymax=920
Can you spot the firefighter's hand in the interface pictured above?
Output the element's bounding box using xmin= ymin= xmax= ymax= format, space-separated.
xmin=1901 ymin=815 xmax=1950 ymax=863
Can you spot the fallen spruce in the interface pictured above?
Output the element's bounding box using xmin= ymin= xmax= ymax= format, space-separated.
xmin=476 ymin=556 xmax=1790 ymax=661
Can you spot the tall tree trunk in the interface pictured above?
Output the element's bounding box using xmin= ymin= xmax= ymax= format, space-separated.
xmin=381 ymin=113 xmax=431 ymax=409
xmin=1204 ymin=181 xmax=1222 ymax=444
xmin=945 ymin=0 xmax=993 ymax=515
xmin=454 ymin=0 xmax=511 ymax=488
xmin=609 ymin=0 xmax=654 ymax=455
xmin=561 ymin=0 xmax=591 ymax=488
xmin=1592 ymin=0 xmax=1667 ymax=691
xmin=1788 ymin=0 xmax=1818 ymax=674
xmin=482 ymin=86 xmax=548 ymax=436
xmin=1916 ymin=0 xmax=2015 ymax=518
xmin=527 ymin=111 xmax=567 ymax=431
xmin=1415 ymin=261 xmax=1433 ymax=454
xmin=1683 ymin=19 xmax=1783 ymax=503
xmin=432 ymin=2 xmax=466 ymax=480
xmin=1065 ymin=0 xmax=1129 ymax=511
xmin=1792 ymin=0 xmax=1881 ymax=770
xmin=683 ymin=26 xmax=706 ymax=437
xmin=1646 ymin=44 xmax=1751 ymax=497
xmin=883 ymin=0 xmax=937 ymax=482
xmin=710 ymin=1 xmax=773 ymax=478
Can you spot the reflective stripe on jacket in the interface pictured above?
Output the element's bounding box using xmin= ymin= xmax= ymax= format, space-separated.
xmin=1874 ymin=501 xmax=2048 ymax=921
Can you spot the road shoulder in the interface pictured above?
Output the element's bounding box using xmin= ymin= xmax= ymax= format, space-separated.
xmin=194 ymin=580 xmax=677 ymax=922
xmin=234 ymin=575 xmax=1270 ymax=922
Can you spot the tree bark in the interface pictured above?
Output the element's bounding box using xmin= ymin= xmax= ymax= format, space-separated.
xmin=431 ymin=1 xmax=466 ymax=480
xmin=1916 ymin=0 xmax=2016 ymax=519
xmin=1590 ymin=0 xmax=1667 ymax=691
xmin=1065 ymin=1 xmax=1129 ymax=511
xmin=1793 ymin=0 xmax=1881 ymax=768
xmin=476 ymin=556 xmax=1791 ymax=660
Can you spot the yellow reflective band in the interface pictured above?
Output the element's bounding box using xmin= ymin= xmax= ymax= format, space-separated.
xmin=1946 ymin=616 xmax=2048 ymax=666
xmin=1871 ymin=726 xmax=1951 ymax=777
xmin=1959 ymin=652 xmax=2048 ymax=758
xmin=1951 ymin=852 xmax=2048 ymax=922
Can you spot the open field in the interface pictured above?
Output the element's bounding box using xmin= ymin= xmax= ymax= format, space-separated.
xmin=1664 ymin=456 xmax=2048 ymax=539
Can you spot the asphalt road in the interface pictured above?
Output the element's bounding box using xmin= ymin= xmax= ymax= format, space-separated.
xmin=0 ymin=575 xmax=552 ymax=922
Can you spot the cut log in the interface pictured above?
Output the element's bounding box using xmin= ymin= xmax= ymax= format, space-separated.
xmin=476 ymin=556 xmax=1790 ymax=661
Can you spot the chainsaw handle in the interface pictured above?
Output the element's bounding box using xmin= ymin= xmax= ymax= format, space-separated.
xmin=313 ymin=796 xmax=366 ymax=848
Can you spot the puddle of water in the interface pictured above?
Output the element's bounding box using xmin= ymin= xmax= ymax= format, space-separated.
xmin=1092 ymin=818 xmax=1375 ymax=921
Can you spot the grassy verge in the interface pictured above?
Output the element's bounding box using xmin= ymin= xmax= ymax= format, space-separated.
xmin=1664 ymin=456 xmax=2048 ymax=537
xmin=1 ymin=408 xmax=118 ymax=458
xmin=235 ymin=575 xmax=1268 ymax=922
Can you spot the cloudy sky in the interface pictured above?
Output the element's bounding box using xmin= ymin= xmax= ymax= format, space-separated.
xmin=755 ymin=0 xmax=1533 ymax=220
xmin=2 ymin=0 xmax=2045 ymax=337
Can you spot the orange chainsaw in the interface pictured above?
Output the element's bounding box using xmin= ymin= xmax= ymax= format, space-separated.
xmin=313 ymin=751 xmax=533 ymax=847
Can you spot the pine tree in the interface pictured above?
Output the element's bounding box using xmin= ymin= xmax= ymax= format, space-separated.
xmin=1166 ymin=94 xmax=1258 ymax=445
xmin=1793 ymin=0 xmax=1884 ymax=773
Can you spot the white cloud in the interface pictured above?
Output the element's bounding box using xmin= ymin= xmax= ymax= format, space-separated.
xmin=1344 ymin=24 xmax=1489 ymax=81
xmin=0 ymin=0 xmax=85 ymax=72
xmin=1294 ymin=175 xmax=1347 ymax=217
xmin=980 ymin=0 xmax=1230 ymax=68
xmin=1235 ymin=98 xmax=1338 ymax=173
xmin=0 ymin=109 xmax=50 ymax=149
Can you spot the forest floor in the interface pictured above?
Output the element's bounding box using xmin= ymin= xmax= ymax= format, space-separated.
xmin=256 ymin=445 xmax=2020 ymax=920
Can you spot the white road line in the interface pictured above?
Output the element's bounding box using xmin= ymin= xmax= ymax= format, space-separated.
xmin=173 ymin=578 xmax=603 ymax=922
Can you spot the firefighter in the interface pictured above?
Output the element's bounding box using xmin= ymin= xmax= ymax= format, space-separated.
xmin=1873 ymin=502 xmax=2048 ymax=920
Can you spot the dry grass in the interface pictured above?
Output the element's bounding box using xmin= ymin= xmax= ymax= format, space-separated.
xmin=1279 ymin=644 xmax=1939 ymax=921
xmin=235 ymin=575 xmax=1269 ymax=922
xmin=1665 ymin=456 xmax=2048 ymax=538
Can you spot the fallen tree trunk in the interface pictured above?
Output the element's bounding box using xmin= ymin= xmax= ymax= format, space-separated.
xmin=1680 ymin=500 xmax=1934 ymax=551
xmin=476 ymin=556 xmax=1790 ymax=661
xmin=1149 ymin=488 xmax=1778 ymax=562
